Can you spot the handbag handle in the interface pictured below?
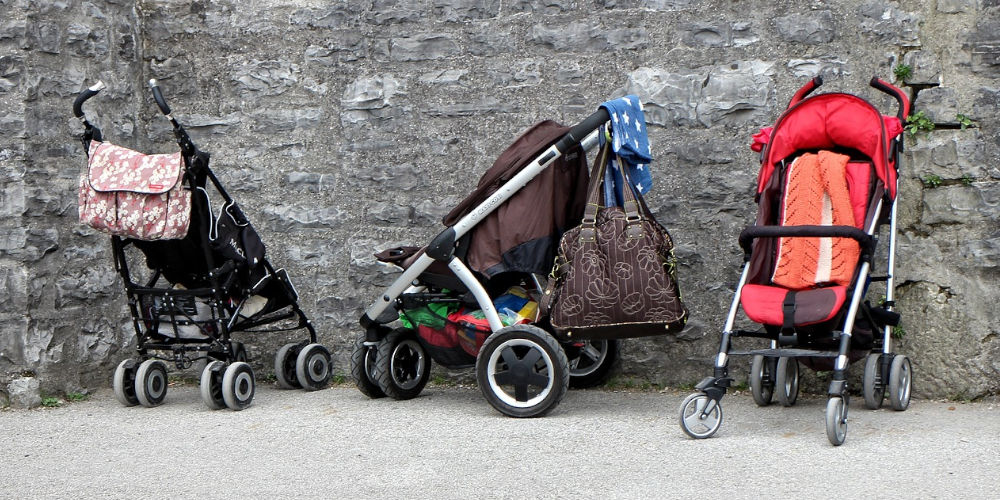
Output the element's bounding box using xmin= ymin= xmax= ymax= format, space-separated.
xmin=579 ymin=129 xmax=646 ymax=242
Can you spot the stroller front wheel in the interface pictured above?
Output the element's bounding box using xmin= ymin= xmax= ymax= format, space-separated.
xmin=350 ymin=332 xmax=386 ymax=399
xmin=375 ymin=329 xmax=431 ymax=400
xmin=825 ymin=396 xmax=848 ymax=446
xmin=679 ymin=393 xmax=723 ymax=439
xmin=476 ymin=325 xmax=569 ymax=418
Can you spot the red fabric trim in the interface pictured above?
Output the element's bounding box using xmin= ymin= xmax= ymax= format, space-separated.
xmin=741 ymin=284 xmax=847 ymax=326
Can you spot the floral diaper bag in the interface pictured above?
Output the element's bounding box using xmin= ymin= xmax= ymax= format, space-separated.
xmin=78 ymin=141 xmax=191 ymax=240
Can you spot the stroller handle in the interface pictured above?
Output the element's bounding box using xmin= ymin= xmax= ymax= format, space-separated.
xmin=869 ymin=77 xmax=910 ymax=120
xmin=553 ymin=108 xmax=611 ymax=154
xmin=73 ymin=81 xmax=106 ymax=119
xmin=786 ymin=76 xmax=823 ymax=109
xmin=149 ymin=79 xmax=172 ymax=116
xmin=739 ymin=224 xmax=874 ymax=257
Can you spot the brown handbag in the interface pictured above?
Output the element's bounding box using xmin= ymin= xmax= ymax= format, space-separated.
xmin=543 ymin=138 xmax=688 ymax=340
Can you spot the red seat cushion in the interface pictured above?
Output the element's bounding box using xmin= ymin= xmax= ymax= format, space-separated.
xmin=741 ymin=284 xmax=847 ymax=327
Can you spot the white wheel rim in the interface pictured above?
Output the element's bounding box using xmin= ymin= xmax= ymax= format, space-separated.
xmin=569 ymin=340 xmax=608 ymax=377
xmin=486 ymin=338 xmax=554 ymax=408
xmin=682 ymin=395 xmax=721 ymax=437
xmin=391 ymin=339 xmax=425 ymax=390
xmin=307 ymin=351 xmax=330 ymax=382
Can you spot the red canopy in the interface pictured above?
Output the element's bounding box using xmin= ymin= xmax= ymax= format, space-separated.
xmin=757 ymin=93 xmax=902 ymax=199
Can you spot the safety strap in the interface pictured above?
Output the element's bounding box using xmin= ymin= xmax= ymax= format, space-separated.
xmin=782 ymin=290 xmax=797 ymax=334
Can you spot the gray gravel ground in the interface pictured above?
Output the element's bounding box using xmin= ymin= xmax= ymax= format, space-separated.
xmin=2 ymin=384 xmax=998 ymax=499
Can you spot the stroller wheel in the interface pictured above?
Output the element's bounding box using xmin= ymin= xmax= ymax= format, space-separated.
xmin=222 ymin=361 xmax=255 ymax=411
xmin=274 ymin=343 xmax=302 ymax=390
xmin=775 ymin=357 xmax=799 ymax=407
xmin=200 ymin=361 xmax=227 ymax=410
xmin=134 ymin=359 xmax=168 ymax=408
xmin=112 ymin=359 xmax=140 ymax=407
xmin=679 ymin=393 xmax=723 ymax=439
xmin=350 ymin=332 xmax=385 ymax=399
xmin=296 ymin=343 xmax=332 ymax=391
xmin=888 ymin=355 xmax=912 ymax=411
xmin=375 ymin=329 xmax=431 ymax=400
xmin=476 ymin=325 xmax=569 ymax=418
xmin=825 ymin=396 xmax=848 ymax=446
xmin=749 ymin=355 xmax=774 ymax=407
xmin=862 ymin=353 xmax=885 ymax=410
xmin=568 ymin=339 xmax=620 ymax=389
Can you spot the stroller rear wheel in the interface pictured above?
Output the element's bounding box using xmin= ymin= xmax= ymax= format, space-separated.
xmin=134 ymin=359 xmax=168 ymax=408
xmin=476 ymin=325 xmax=569 ymax=418
xmin=350 ymin=332 xmax=385 ymax=399
xmin=679 ymin=393 xmax=723 ymax=439
xmin=112 ymin=359 xmax=140 ymax=407
xmin=749 ymin=355 xmax=774 ymax=406
xmin=862 ymin=353 xmax=885 ymax=409
xmin=775 ymin=357 xmax=799 ymax=407
xmin=375 ymin=329 xmax=431 ymax=400
xmin=200 ymin=360 xmax=226 ymax=410
xmin=222 ymin=361 xmax=255 ymax=410
xmin=568 ymin=339 xmax=620 ymax=389
xmin=296 ymin=343 xmax=332 ymax=391
xmin=825 ymin=396 xmax=848 ymax=446
xmin=274 ymin=343 xmax=302 ymax=389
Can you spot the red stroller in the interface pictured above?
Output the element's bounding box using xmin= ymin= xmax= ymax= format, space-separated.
xmin=678 ymin=77 xmax=912 ymax=445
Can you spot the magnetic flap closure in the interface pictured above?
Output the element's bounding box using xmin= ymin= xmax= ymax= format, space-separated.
xmin=86 ymin=140 xmax=183 ymax=194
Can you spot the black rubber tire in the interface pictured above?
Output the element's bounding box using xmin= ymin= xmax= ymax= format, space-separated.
xmin=749 ymin=355 xmax=774 ymax=407
xmin=375 ymin=329 xmax=431 ymax=400
xmin=274 ymin=342 xmax=302 ymax=390
xmin=134 ymin=359 xmax=168 ymax=408
xmin=350 ymin=332 xmax=385 ymax=399
xmin=199 ymin=360 xmax=226 ymax=410
xmin=825 ymin=396 xmax=848 ymax=446
xmin=568 ymin=339 xmax=621 ymax=389
xmin=475 ymin=324 xmax=569 ymax=418
xmin=295 ymin=343 xmax=332 ymax=391
xmin=888 ymin=354 xmax=912 ymax=411
xmin=775 ymin=357 xmax=799 ymax=407
xmin=222 ymin=361 xmax=255 ymax=411
xmin=112 ymin=359 xmax=140 ymax=407
xmin=862 ymin=353 xmax=885 ymax=410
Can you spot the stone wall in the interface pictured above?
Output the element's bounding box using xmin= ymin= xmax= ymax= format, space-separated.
xmin=1 ymin=0 xmax=997 ymax=406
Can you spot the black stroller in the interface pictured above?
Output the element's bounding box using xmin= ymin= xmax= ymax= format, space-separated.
xmin=678 ymin=77 xmax=912 ymax=445
xmin=354 ymin=106 xmax=676 ymax=417
xmin=74 ymin=81 xmax=331 ymax=411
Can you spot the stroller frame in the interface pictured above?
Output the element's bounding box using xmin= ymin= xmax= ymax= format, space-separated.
xmin=74 ymin=80 xmax=329 ymax=410
xmin=358 ymin=109 xmax=612 ymax=417
xmin=679 ymin=77 xmax=912 ymax=445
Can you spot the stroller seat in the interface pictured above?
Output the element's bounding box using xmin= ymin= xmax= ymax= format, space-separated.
xmin=741 ymin=151 xmax=873 ymax=328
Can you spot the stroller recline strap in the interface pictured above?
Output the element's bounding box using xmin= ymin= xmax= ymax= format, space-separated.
xmin=782 ymin=290 xmax=797 ymax=333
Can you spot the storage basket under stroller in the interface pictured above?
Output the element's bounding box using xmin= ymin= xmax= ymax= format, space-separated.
xmin=678 ymin=76 xmax=914 ymax=445
xmin=73 ymin=81 xmax=332 ymax=411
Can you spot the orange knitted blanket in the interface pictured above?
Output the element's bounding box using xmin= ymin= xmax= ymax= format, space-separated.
xmin=771 ymin=151 xmax=860 ymax=289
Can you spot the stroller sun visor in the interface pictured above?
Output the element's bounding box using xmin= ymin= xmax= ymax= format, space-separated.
xmin=759 ymin=93 xmax=902 ymax=199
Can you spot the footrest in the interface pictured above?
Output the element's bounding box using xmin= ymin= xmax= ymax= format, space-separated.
xmin=730 ymin=348 xmax=839 ymax=358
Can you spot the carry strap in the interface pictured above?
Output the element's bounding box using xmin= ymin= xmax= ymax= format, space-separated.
xmin=579 ymin=127 xmax=645 ymax=242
